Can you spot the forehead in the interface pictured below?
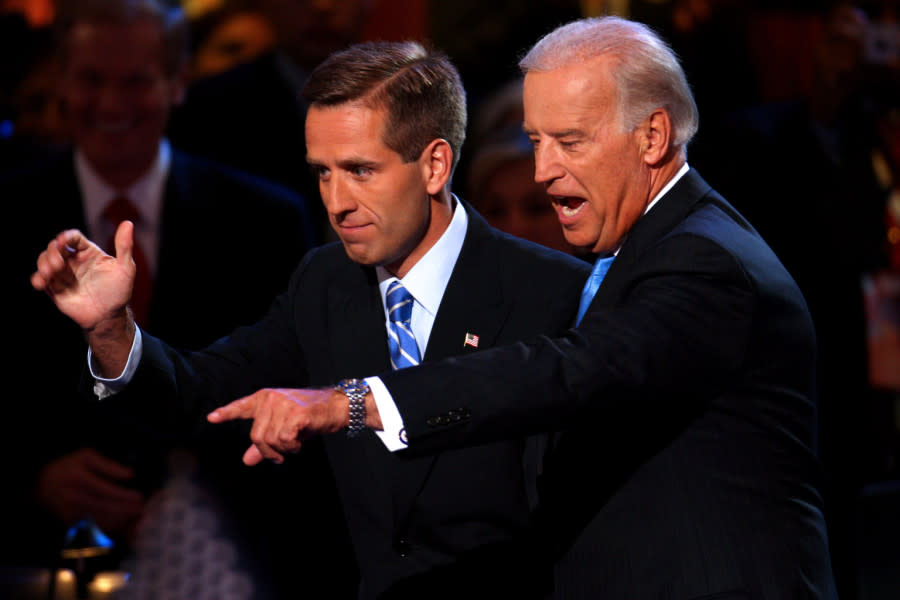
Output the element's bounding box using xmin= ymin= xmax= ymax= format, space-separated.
xmin=522 ymin=58 xmax=616 ymax=131
xmin=305 ymin=103 xmax=393 ymax=158
xmin=67 ymin=20 xmax=166 ymax=69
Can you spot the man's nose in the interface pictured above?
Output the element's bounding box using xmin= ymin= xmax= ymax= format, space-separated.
xmin=533 ymin=145 xmax=563 ymax=184
xmin=96 ymin=83 xmax=127 ymax=113
xmin=321 ymin=177 xmax=354 ymax=215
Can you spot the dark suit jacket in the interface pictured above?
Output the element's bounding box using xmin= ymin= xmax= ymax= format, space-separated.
xmin=118 ymin=203 xmax=590 ymax=599
xmin=5 ymin=148 xmax=334 ymax=599
xmin=696 ymin=99 xmax=890 ymax=598
xmin=381 ymin=169 xmax=839 ymax=599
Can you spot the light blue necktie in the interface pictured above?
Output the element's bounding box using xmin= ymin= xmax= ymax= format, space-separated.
xmin=575 ymin=255 xmax=615 ymax=325
xmin=386 ymin=280 xmax=421 ymax=370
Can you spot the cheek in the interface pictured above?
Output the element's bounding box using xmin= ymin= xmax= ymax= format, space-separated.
xmin=583 ymin=202 xmax=607 ymax=235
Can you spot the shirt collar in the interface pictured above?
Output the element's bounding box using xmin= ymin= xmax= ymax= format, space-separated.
xmin=608 ymin=162 xmax=689 ymax=257
xmin=376 ymin=195 xmax=468 ymax=318
xmin=78 ymin=139 xmax=171 ymax=237
xmin=645 ymin=161 xmax=689 ymax=215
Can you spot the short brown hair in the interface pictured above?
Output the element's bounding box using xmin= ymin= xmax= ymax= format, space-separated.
xmin=302 ymin=41 xmax=467 ymax=174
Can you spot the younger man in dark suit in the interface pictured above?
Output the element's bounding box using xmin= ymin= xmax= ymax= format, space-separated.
xmin=211 ymin=16 xmax=840 ymax=600
xmin=30 ymin=39 xmax=590 ymax=599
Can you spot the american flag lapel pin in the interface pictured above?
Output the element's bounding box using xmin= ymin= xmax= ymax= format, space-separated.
xmin=464 ymin=332 xmax=479 ymax=348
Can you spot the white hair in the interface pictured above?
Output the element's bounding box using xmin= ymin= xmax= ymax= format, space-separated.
xmin=520 ymin=16 xmax=699 ymax=149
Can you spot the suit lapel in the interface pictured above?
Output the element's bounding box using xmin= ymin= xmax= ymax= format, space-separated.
xmin=324 ymin=262 xmax=399 ymax=511
xmin=391 ymin=206 xmax=510 ymax=527
xmin=327 ymin=263 xmax=391 ymax=377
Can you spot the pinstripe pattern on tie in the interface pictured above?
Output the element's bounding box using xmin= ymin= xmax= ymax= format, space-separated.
xmin=386 ymin=280 xmax=420 ymax=370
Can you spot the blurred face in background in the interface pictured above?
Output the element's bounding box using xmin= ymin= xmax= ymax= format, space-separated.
xmin=58 ymin=18 xmax=185 ymax=187
xmin=473 ymin=155 xmax=572 ymax=254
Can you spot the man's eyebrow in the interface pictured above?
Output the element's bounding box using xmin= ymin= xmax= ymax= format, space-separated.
xmin=549 ymin=129 xmax=584 ymax=139
xmin=522 ymin=127 xmax=584 ymax=139
xmin=305 ymin=156 xmax=377 ymax=168
xmin=336 ymin=157 xmax=378 ymax=170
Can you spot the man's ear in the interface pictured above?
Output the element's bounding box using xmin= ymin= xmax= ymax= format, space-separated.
xmin=421 ymin=138 xmax=453 ymax=195
xmin=639 ymin=108 xmax=672 ymax=166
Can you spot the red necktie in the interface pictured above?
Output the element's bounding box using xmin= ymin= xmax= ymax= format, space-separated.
xmin=103 ymin=195 xmax=152 ymax=327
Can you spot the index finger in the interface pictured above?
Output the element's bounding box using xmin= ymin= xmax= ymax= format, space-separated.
xmin=55 ymin=229 xmax=90 ymax=257
xmin=208 ymin=396 xmax=255 ymax=423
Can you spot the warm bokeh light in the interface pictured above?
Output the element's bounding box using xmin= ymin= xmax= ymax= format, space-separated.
xmin=2 ymin=0 xmax=54 ymax=26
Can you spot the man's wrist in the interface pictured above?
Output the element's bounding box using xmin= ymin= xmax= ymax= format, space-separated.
xmin=86 ymin=308 xmax=136 ymax=379
xmin=335 ymin=378 xmax=370 ymax=437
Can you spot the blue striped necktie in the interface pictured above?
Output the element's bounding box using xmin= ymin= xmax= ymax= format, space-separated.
xmin=386 ymin=280 xmax=420 ymax=370
xmin=576 ymin=254 xmax=615 ymax=325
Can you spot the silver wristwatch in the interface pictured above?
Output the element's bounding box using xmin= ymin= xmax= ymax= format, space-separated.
xmin=335 ymin=378 xmax=369 ymax=438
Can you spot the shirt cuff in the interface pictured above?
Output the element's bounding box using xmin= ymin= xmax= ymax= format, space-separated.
xmin=90 ymin=326 xmax=143 ymax=399
xmin=365 ymin=376 xmax=408 ymax=451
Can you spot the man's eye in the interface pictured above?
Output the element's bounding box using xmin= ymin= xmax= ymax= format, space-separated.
xmin=351 ymin=166 xmax=372 ymax=177
xmin=310 ymin=165 xmax=329 ymax=180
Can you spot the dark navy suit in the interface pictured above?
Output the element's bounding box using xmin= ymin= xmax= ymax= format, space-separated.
xmin=101 ymin=203 xmax=590 ymax=599
xmin=382 ymin=169 xmax=838 ymax=599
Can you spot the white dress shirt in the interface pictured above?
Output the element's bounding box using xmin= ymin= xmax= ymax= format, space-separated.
xmin=366 ymin=197 xmax=468 ymax=450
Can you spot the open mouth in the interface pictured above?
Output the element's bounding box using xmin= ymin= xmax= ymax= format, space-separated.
xmin=552 ymin=196 xmax=587 ymax=218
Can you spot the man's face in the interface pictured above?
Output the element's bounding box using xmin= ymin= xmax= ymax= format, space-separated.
xmin=306 ymin=103 xmax=434 ymax=276
xmin=59 ymin=20 xmax=184 ymax=181
xmin=523 ymin=57 xmax=650 ymax=254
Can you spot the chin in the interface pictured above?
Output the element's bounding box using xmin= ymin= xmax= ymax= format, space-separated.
xmin=561 ymin=231 xmax=592 ymax=250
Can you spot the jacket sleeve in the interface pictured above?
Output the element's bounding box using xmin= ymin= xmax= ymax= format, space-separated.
xmin=381 ymin=234 xmax=756 ymax=454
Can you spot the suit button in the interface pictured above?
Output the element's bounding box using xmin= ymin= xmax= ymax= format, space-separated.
xmin=426 ymin=417 xmax=439 ymax=427
xmin=394 ymin=538 xmax=411 ymax=557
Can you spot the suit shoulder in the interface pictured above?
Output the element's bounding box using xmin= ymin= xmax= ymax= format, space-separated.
xmin=665 ymin=200 xmax=773 ymax=265
xmin=651 ymin=199 xmax=803 ymax=301
xmin=491 ymin=230 xmax=591 ymax=279
xmin=290 ymin=241 xmax=358 ymax=278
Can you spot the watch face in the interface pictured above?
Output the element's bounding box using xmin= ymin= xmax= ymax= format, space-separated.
xmin=338 ymin=378 xmax=369 ymax=395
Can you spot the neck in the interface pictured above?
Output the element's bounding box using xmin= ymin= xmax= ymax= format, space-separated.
xmin=646 ymin=153 xmax=686 ymax=204
xmin=385 ymin=189 xmax=454 ymax=279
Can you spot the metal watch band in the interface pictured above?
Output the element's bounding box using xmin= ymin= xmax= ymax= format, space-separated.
xmin=336 ymin=378 xmax=369 ymax=438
